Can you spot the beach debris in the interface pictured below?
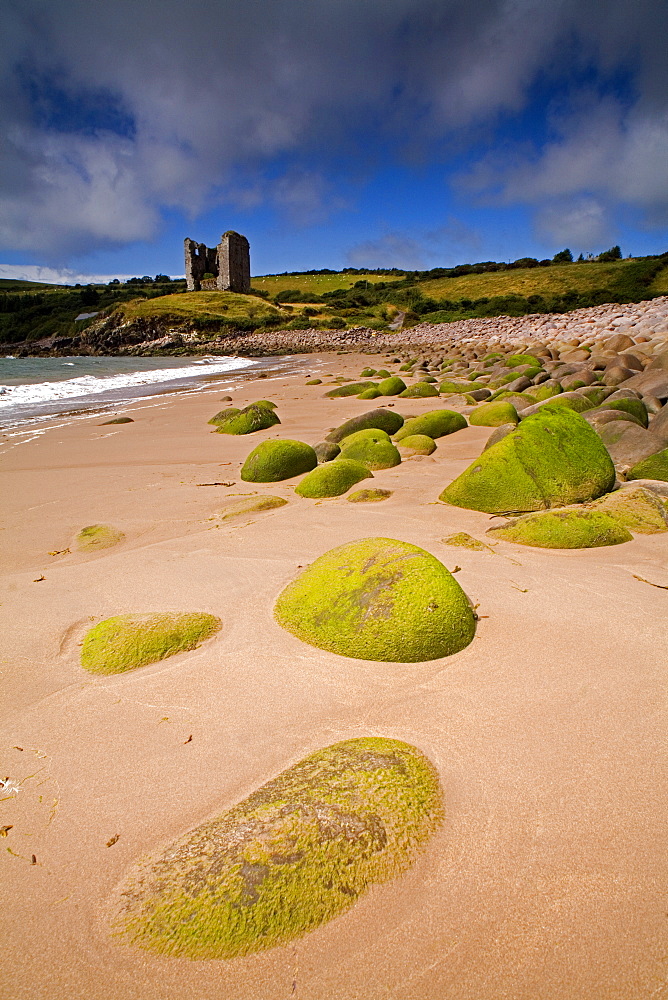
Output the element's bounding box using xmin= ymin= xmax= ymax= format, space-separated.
xmin=196 ymin=481 xmax=235 ymax=487
xmin=31 ymin=854 xmax=37 ymax=865
xmin=241 ymin=439 xmax=317 ymax=483
xmin=33 ymin=575 xmax=46 ymax=582
xmin=440 ymin=407 xmax=615 ymax=513
xmin=48 ymin=548 xmax=70 ymax=556
xmin=0 ymin=825 xmax=13 ymax=836
xmin=112 ymin=737 xmax=443 ymax=959
xmin=106 ymin=834 xmax=120 ymax=847
xmin=183 ymin=735 xmax=192 ymax=744
xmin=632 ymin=574 xmax=668 ymax=590
xmin=75 ymin=524 xmax=125 ymax=551
xmin=275 ymin=536 xmax=476 ymax=661
xmin=80 ymin=612 xmax=222 ymax=675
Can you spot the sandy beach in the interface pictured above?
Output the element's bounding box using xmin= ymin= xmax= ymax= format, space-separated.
xmin=1 ymin=346 xmax=667 ymax=1000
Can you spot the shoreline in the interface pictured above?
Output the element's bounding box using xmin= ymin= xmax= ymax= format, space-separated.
xmin=1 ymin=333 xmax=667 ymax=999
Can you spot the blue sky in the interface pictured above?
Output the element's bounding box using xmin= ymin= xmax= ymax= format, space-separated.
xmin=1 ymin=0 xmax=667 ymax=283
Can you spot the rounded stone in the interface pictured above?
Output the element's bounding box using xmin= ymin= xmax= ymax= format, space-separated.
xmin=294 ymin=459 xmax=373 ymax=498
xmin=398 ymin=434 xmax=436 ymax=455
xmin=215 ymin=404 xmax=280 ymax=435
xmin=110 ymin=738 xmax=444 ymax=959
xmin=399 ymin=382 xmax=439 ymax=398
xmin=441 ymin=407 xmax=615 ymax=514
xmin=241 ymin=440 xmax=318 ymax=482
xmin=338 ymin=429 xmax=401 ymax=470
xmin=274 ymin=536 xmax=476 ymax=662
xmin=347 ymin=488 xmax=393 ymax=502
xmin=326 ymin=408 xmax=404 ymax=443
xmin=487 ymin=508 xmax=632 ymax=548
xmin=394 ymin=409 xmax=467 ymax=442
xmin=81 ymin=612 xmax=221 ymax=674
xmin=469 ymin=402 xmax=519 ymax=427
xmin=325 ymin=381 xmax=378 ymax=398
xmin=208 ymin=407 xmax=241 ymax=425
xmin=377 ymin=376 xmax=406 ymax=395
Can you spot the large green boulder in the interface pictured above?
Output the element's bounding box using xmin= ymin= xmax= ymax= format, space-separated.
xmin=215 ymin=404 xmax=280 ymax=435
xmin=439 ymin=380 xmax=471 ymax=394
xmin=274 ymin=537 xmax=476 ymax=662
xmin=469 ymin=401 xmax=519 ymax=427
xmin=326 ymin=408 xmax=404 ymax=443
xmin=338 ymin=429 xmax=401 ymax=470
xmin=519 ymin=392 xmax=595 ymax=418
xmin=440 ymin=407 xmax=616 ymax=513
xmin=487 ymin=508 xmax=632 ymax=549
xmin=399 ymin=382 xmax=439 ymax=398
xmin=377 ymin=376 xmax=406 ymax=395
xmin=81 ymin=613 xmax=221 ymax=675
xmin=113 ymin=737 xmax=443 ymax=959
xmin=241 ymin=440 xmax=317 ymax=482
xmin=597 ymin=397 xmax=649 ymax=427
xmin=394 ymin=409 xmax=467 ymax=442
xmin=357 ymin=387 xmax=382 ymax=399
xmin=627 ymin=448 xmax=668 ymax=482
xmin=208 ymin=407 xmax=240 ymax=426
xmin=325 ymin=381 xmax=377 ymax=398
xmin=295 ymin=459 xmax=372 ymax=498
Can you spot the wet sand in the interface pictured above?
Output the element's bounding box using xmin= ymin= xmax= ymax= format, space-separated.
xmin=1 ymin=351 xmax=666 ymax=1000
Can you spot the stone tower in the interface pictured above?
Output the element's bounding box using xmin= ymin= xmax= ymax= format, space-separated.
xmin=184 ymin=231 xmax=250 ymax=293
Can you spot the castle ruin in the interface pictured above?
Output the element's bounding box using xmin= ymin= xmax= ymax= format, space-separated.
xmin=184 ymin=231 xmax=251 ymax=293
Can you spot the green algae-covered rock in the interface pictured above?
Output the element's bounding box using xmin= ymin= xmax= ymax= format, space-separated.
xmin=215 ymin=496 xmax=287 ymax=521
xmin=100 ymin=416 xmax=134 ymax=425
xmin=598 ymin=397 xmax=649 ymax=427
xmin=397 ymin=434 xmax=436 ymax=455
xmin=440 ymin=407 xmax=616 ymax=514
xmin=113 ymin=737 xmax=443 ymax=959
xmin=399 ymin=382 xmax=439 ymax=399
xmin=394 ymin=409 xmax=467 ymax=442
xmin=506 ymin=353 xmax=541 ymax=368
xmin=76 ymin=524 xmax=125 ymax=551
xmin=469 ymin=401 xmax=519 ymax=427
xmin=338 ymin=429 xmax=401 ymax=470
xmin=592 ymin=486 xmax=668 ymax=533
xmin=627 ymin=448 xmax=668 ymax=482
xmin=326 ymin=408 xmax=404 ymax=443
xmin=348 ymin=488 xmax=393 ymax=502
xmin=360 ymin=367 xmax=377 ymax=377
xmin=486 ymin=508 xmax=632 ymax=549
xmin=274 ymin=537 xmax=476 ymax=661
xmin=442 ymin=532 xmax=495 ymax=552
xmin=314 ymin=440 xmax=341 ymax=463
xmin=377 ymin=376 xmax=406 ymax=395
xmin=208 ymin=407 xmax=241 ymax=425
xmin=531 ymin=382 xmax=563 ymax=402
xmin=241 ymin=439 xmax=317 ymax=482
xmin=81 ymin=612 xmax=221 ymax=675
xmin=325 ymin=381 xmax=377 ymax=398
xmin=519 ymin=392 xmax=594 ymax=419
xmin=252 ymin=399 xmax=278 ymax=410
xmin=216 ymin=404 xmax=280 ymax=435
xmin=295 ymin=459 xmax=372 ymax=498
xmin=439 ymin=379 xmax=472 ymax=394
xmin=357 ymin=387 xmax=382 ymax=399
xmin=305 ymin=378 xmax=322 ymax=385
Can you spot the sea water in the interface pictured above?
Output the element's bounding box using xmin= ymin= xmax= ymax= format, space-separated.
xmin=0 ymin=354 xmax=283 ymax=429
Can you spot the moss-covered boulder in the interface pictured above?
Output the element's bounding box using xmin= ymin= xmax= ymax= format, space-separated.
xmin=398 ymin=434 xmax=436 ymax=455
xmin=208 ymin=407 xmax=241 ymax=426
xmin=274 ymin=537 xmax=476 ymax=661
xmin=325 ymin=382 xmax=377 ymax=398
xmin=482 ymin=422 xmax=516 ymax=451
xmin=216 ymin=404 xmax=280 ymax=435
xmin=440 ymin=407 xmax=616 ymax=513
xmin=506 ymin=353 xmax=541 ymax=368
xmin=486 ymin=508 xmax=632 ymax=548
xmin=305 ymin=378 xmax=322 ymax=385
xmin=469 ymin=402 xmax=519 ymax=427
xmin=399 ymin=382 xmax=439 ymax=398
xmin=519 ymin=392 xmax=594 ymax=419
xmin=338 ymin=429 xmax=401 ymax=470
xmin=215 ymin=496 xmax=287 ymax=521
xmin=394 ymin=409 xmax=467 ymax=442
xmin=326 ymin=408 xmax=404 ymax=443
xmin=348 ymin=488 xmax=393 ymax=502
xmin=357 ymin=387 xmax=382 ymax=399
xmin=295 ymin=459 xmax=373 ymax=498
xmin=113 ymin=737 xmax=443 ymax=959
xmin=531 ymin=382 xmax=562 ymax=401
xmin=360 ymin=367 xmax=377 ymax=377
xmin=252 ymin=399 xmax=278 ymax=410
xmin=99 ymin=416 xmax=134 ymax=425
xmin=241 ymin=440 xmax=317 ymax=482
xmin=439 ymin=380 xmax=471 ymax=394
xmin=314 ymin=440 xmax=341 ymax=463
xmin=81 ymin=612 xmax=221 ymax=675
xmin=75 ymin=524 xmax=125 ymax=551
xmin=597 ymin=397 xmax=649 ymax=427
xmin=376 ymin=376 xmax=406 ymax=395
xmin=592 ymin=486 xmax=668 ymax=533
xmin=627 ymin=448 xmax=668 ymax=482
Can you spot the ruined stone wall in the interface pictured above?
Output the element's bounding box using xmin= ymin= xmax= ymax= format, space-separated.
xmin=184 ymin=232 xmax=250 ymax=292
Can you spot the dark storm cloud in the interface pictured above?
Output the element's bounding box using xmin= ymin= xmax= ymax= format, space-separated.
xmin=1 ymin=0 xmax=667 ymax=256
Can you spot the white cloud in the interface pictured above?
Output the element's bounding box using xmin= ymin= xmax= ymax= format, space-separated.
xmin=0 ymin=264 xmax=178 ymax=285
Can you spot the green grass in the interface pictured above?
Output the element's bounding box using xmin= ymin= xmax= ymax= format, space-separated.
xmin=418 ymin=259 xmax=668 ymax=301
xmin=251 ymin=272 xmax=403 ymax=295
xmin=0 ymin=278 xmax=67 ymax=291
xmin=120 ymin=291 xmax=283 ymax=325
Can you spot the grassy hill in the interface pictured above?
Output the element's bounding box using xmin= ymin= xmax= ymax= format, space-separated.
xmin=0 ymin=278 xmax=67 ymax=291
xmin=251 ymin=272 xmax=402 ymax=295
